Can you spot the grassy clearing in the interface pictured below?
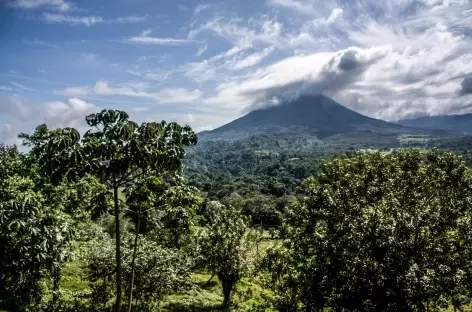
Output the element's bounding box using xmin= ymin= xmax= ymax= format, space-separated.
xmin=56 ymin=232 xmax=279 ymax=311
xmin=160 ymin=273 xmax=275 ymax=311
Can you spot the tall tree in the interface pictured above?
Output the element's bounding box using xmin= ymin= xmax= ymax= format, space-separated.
xmin=269 ymin=150 xmax=472 ymax=311
xmin=20 ymin=110 xmax=197 ymax=311
xmin=124 ymin=176 xmax=202 ymax=311
xmin=198 ymin=201 xmax=254 ymax=307
xmin=0 ymin=144 xmax=104 ymax=310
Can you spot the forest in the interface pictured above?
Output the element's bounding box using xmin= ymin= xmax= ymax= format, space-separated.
xmin=2 ymin=109 xmax=472 ymax=312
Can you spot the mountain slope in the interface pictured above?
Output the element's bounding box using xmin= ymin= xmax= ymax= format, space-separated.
xmin=397 ymin=114 xmax=472 ymax=135
xmin=200 ymin=94 xmax=406 ymax=140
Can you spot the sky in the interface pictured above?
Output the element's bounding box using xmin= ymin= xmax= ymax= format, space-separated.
xmin=0 ymin=0 xmax=471 ymax=145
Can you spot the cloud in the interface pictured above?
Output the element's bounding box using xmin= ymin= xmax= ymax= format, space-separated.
xmin=140 ymin=29 xmax=152 ymax=37
xmin=189 ymin=17 xmax=284 ymax=48
xmin=55 ymin=81 xmax=203 ymax=104
xmin=202 ymin=46 xmax=390 ymax=111
xmin=128 ymin=29 xmax=193 ymax=45
xmin=128 ymin=37 xmax=192 ymax=45
xmin=193 ymin=3 xmax=212 ymax=16
xmin=54 ymin=85 xmax=91 ymax=97
xmin=93 ymin=80 xmax=143 ymax=97
xmin=131 ymin=106 xmax=150 ymax=112
xmin=80 ymin=53 xmax=97 ymax=62
xmin=152 ymin=88 xmax=202 ymax=104
xmin=44 ymin=98 xmax=98 ymax=129
xmin=459 ymin=76 xmax=472 ymax=96
xmin=0 ymin=95 xmax=101 ymax=144
xmin=0 ymin=95 xmax=37 ymax=121
xmin=0 ymin=86 xmax=13 ymax=91
xmin=326 ymin=8 xmax=343 ymax=24
xmin=233 ymin=47 xmax=275 ymax=70
xmin=196 ymin=44 xmax=208 ymax=56
xmin=7 ymin=0 xmax=71 ymax=11
xmin=22 ymin=38 xmax=59 ymax=48
xmin=113 ymin=16 xmax=147 ymax=24
xmin=267 ymin=0 xmax=317 ymax=15
xmin=41 ymin=13 xmax=147 ymax=26
xmin=10 ymin=81 xmax=37 ymax=92
xmin=42 ymin=13 xmax=104 ymax=26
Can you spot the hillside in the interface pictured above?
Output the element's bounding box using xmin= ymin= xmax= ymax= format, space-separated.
xmin=199 ymin=94 xmax=408 ymax=140
xmin=397 ymin=114 xmax=472 ymax=135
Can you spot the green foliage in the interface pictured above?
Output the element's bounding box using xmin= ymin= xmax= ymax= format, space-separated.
xmin=83 ymin=231 xmax=193 ymax=311
xmin=269 ymin=150 xmax=472 ymax=311
xmin=198 ymin=201 xmax=255 ymax=307
xmin=126 ymin=176 xmax=203 ymax=248
xmin=21 ymin=109 xmax=198 ymax=311
xmin=0 ymin=145 xmax=104 ymax=310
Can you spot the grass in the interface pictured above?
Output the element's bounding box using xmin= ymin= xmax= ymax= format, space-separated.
xmin=160 ymin=273 xmax=275 ymax=311
xmin=60 ymin=259 xmax=89 ymax=293
xmin=160 ymin=235 xmax=278 ymax=311
xmin=55 ymin=232 xmax=279 ymax=311
xmin=57 ymin=263 xmax=274 ymax=311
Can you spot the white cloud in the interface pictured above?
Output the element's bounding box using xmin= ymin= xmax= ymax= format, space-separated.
xmin=131 ymin=106 xmax=150 ymax=112
xmin=55 ymin=81 xmax=202 ymax=104
xmin=10 ymin=81 xmax=37 ymax=92
xmin=233 ymin=47 xmax=275 ymax=70
xmin=54 ymin=85 xmax=91 ymax=97
xmin=80 ymin=53 xmax=97 ymax=62
xmin=8 ymin=0 xmax=71 ymax=11
xmin=42 ymin=13 xmax=104 ymax=26
xmin=0 ymin=95 xmax=36 ymax=120
xmin=93 ymin=80 xmax=144 ymax=97
xmin=113 ymin=16 xmax=147 ymax=24
xmin=326 ymin=8 xmax=343 ymax=24
xmin=267 ymin=0 xmax=317 ymax=15
xmin=193 ymin=3 xmax=212 ymax=16
xmin=128 ymin=35 xmax=192 ymax=45
xmin=189 ymin=17 xmax=284 ymax=48
xmin=152 ymin=88 xmax=202 ymax=104
xmin=141 ymin=29 xmax=152 ymax=37
xmin=22 ymin=38 xmax=59 ymax=48
xmin=45 ymin=98 xmax=98 ymax=129
xmin=37 ymin=68 xmax=47 ymax=74
xmin=41 ymin=13 xmax=147 ymax=26
xmin=0 ymin=86 xmax=13 ymax=91
xmin=196 ymin=44 xmax=208 ymax=56
xmin=0 ymin=96 xmax=95 ymax=145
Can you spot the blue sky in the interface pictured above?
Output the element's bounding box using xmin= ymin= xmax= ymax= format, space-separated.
xmin=1 ymin=0 xmax=471 ymax=144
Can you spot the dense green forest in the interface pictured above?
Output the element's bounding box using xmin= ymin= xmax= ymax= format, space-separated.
xmin=3 ymin=109 xmax=472 ymax=311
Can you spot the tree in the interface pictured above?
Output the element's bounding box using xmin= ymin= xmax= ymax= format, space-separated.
xmin=270 ymin=150 xmax=472 ymax=311
xmin=0 ymin=144 xmax=104 ymax=310
xmin=198 ymin=201 xmax=254 ymax=307
xmin=85 ymin=229 xmax=193 ymax=312
xmin=21 ymin=110 xmax=197 ymax=311
xmin=124 ymin=175 xmax=202 ymax=311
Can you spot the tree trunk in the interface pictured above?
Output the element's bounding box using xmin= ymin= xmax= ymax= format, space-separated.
xmin=52 ymin=263 xmax=61 ymax=304
xmin=114 ymin=185 xmax=122 ymax=312
xmin=205 ymin=271 xmax=216 ymax=286
xmin=222 ymin=279 xmax=233 ymax=307
xmin=127 ymin=212 xmax=141 ymax=312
